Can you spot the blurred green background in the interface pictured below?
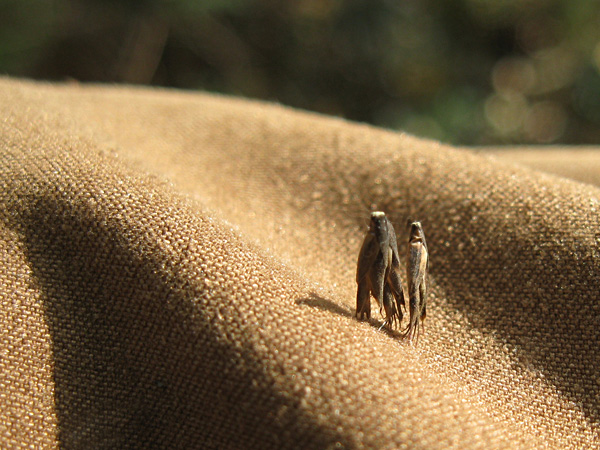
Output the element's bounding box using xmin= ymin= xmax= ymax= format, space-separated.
xmin=3 ymin=0 xmax=600 ymax=145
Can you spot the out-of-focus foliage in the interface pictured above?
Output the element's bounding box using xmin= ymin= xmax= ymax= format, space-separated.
xmin=2 ymin=0 xmax=600 ymax=145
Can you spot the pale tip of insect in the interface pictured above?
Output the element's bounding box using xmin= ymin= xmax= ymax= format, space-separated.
xmin=371 ymin=211 xmax=386 ymax=218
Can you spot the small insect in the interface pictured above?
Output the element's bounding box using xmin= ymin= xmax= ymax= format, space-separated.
xmin=405 ymin=221 xmax=429 ymax=342
xmin=356 ymin=211 xmax=405 ymax=330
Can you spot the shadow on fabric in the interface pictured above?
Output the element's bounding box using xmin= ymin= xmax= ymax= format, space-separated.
xmin=400 ymin=198 xmax=600 ymax=429
xmin=19 ymin=194 xmax=349 ymax=449
xmin=295 ymin=293 xmax=404 ymax=339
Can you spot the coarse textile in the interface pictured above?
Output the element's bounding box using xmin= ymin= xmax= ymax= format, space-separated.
xmin=1 ymin=78 xmax=600 ymax=449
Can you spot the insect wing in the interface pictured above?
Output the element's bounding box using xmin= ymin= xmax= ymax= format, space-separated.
xmin=386 ymin=222 xmax=406 ymax=311
xmin=369 ymin=246 xmax=389 ymax=308
xmin=356 ymin=231 xmax=378 ymax=283
xmin=375 ymin=215 xmax=392 ymax=269
xmin=356 ymin=275 xmax=372 ymax=320
xmin=408 ymin=241 xmax=425 ymax=291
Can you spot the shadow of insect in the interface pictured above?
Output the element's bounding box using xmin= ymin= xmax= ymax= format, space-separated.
xmin=295 ymin=293 xmax=402 ymax=338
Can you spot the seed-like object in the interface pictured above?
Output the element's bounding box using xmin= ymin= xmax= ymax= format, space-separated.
xmin=405 ymin=221 xmax=428 ymax=342
xmin=356 ymin=212 xmax=405 ymax=329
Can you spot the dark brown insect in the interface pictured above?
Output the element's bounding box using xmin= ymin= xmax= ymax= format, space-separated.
xmin=405 ymin=221 xmax=428 ymax=342
xmin=356 ymin=211 xmax=405 ymax=330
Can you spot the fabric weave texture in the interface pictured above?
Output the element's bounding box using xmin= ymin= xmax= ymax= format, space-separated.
xmin=1 ymin=77 xmax=599 ymax=449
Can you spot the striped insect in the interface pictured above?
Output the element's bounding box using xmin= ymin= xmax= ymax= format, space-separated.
xmin=356 ymin=211 xmax=405 ymax=330
xmin=405 ymin=221 xmax=428 ymax=342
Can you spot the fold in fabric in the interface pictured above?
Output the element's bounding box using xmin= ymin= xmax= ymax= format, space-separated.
xmin=1 ymin=78 xmax=599 ymax=449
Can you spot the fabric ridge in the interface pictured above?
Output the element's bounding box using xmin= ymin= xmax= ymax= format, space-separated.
xmin=1 ymin=77 xmax=599 ymax=449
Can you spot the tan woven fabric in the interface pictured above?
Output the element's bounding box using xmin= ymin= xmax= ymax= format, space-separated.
xmin=1 ymin=77 xmax=599 ymax=449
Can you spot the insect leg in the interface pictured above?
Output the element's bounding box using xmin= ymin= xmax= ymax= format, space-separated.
xmin=387 ymin=266 xmax=405 ymax=323
xmin=406 ymin=297 xmax=416 ymax=341
xmin=420 ymin=283 xmax=427 ymax=322
xmin=381 ymin=282 xmax=400 ymax=329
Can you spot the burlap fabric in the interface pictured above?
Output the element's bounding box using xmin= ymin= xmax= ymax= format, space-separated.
xmin=1 ymin=77 xmax=599 ymax=449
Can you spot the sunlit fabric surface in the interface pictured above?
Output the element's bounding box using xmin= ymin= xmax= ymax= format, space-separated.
xmin=1 ymin=78 xmax=599 ymax=449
